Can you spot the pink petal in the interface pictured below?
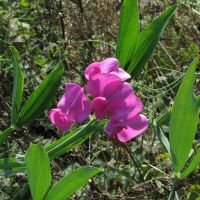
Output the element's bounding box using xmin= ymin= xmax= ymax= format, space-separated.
xmin=100 ymin=58 xmax=119 ymax=73
xmin=85 ymin=62 xmax=101 ymax=80
xmin=58 ymin=83 xmax=90 ymax=123
xmin=68 ymin=88 xmax=91 ymax=123
xmin=108 ymin=83 xmax=143 ymax=120
xmin=110 ymin=68 xmax=131 ymax=81
xmin=117 ymin=114 xmax=148 ymax=143
xmin=91 ymin=97 xmax=107 ymax=120
xmin=49 ymin=108 xmax=61 ymax=124
xmin=86 ymin=73 xmax=122 ymax=98
xmin=104 ymin=120 xmax=126 ymax=139
xmin=49 ymin=109 xmax=72 ymax=131
xmin=58 ymin=83 xmax=82 ymax=112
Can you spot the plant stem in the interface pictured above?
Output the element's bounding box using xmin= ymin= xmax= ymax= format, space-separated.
xmin=0 ymin=125 xmax=16 ymax=145
xmin=168 ymin=177 xmax=178 ymax=200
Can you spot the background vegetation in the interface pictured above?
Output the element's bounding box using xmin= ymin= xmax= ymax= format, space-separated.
xmin=0 ymin=0 xmax=200 ymax=199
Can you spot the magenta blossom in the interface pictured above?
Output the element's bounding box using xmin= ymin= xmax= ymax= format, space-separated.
xmin=49 ymin=83 xmax=90 ymax=131
xmin=104 ymin=113 xmax=148 ymax=143
xmin=86 ymin=73 xmax=143 ymax=120
xmin=85 ymin=57 xmax=130 ymax=81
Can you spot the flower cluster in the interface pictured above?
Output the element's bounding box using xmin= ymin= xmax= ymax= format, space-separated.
xmin=49 ymin=58 xmax=148 ymax=142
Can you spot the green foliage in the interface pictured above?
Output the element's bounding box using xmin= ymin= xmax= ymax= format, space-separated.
xmin=47 ymin=119 xmax=106 ymax=160
xmin=0 ymin=157 xmax=25 ymax=170
xmin=0 ymin=125 xmax=16 ymax=145
xmin=169 ymin=57 xmax=199 ymax=173
xmin=180 ymin=149 xmax=200 ymax=179
xmin=116 ymin=0 xmax=139 ymax=68
xmin=16 ymin=63 xmax=64 ymax=127
xmin=127 ymin=5 xmax=178 ymax=74
xmin=25 ymin=144 xmax=51 ymax=200
xmin=45 ymin=166 xmax=103 ymax=200
xmin=10 ymin=46 xmax=24 ymax=125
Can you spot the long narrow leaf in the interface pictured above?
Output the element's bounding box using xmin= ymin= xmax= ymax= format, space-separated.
xmin=180 ymin=149 xmax=200 ymax=179
xmin=25 ymin=144 xmax=51 ymax=200
xmin=128 ymin=5 xmax=178 ymax=74
xmin=16 ymin=63 xmax=63 ymax=127
xmin=45 ymin=166 xmax=103 ymax=200
xmin=155 ymin=126 xmax=170 ymax=153
xmin=0 ymin=157 xmax=25 ymax=170
xmin=169 ymin=57 xmax=199 ymax=173
xmin=10 ymin=46 xmax=24 ymax=124
xmin=116 ymin=0 xmax=139 ymax=68
xmin=47 ymin=119 xmax=106 ymax=160
xmin=0 ymin=126 xmax=16 ymax=145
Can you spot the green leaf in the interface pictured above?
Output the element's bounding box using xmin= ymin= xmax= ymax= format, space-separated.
xmin=0 ymin=126 xmax=16 ymax=145
xmin=128 ymin=5 xmax=178 ymax=74
xmin=180 ymin=149 xmax=200 ymax=179
xmin=25 ymin=144 xmax=51 ymax=200
xmin=196 ymin=95 xmax=200 ymax=107
xmin=16 ymin=63 xmax=63 ymax=127
xmin=0 ymin=157 xmax=25 ymax=170
xmin=10 ymin=47 xmax=24 ymax=125
xmin=169 ymin=57 xmax=199 ymax=173
xmin=155 ymin=109 xmax=171 ymax=126
xmin=45 ymin=166 xmax=103 ymax=200
xmin=155 ymin=126 xmax=170 ymax=153
xmin=116 ymin=0 xmax=139 ymax=68
xmin=47 ymin=119 xmax=106 ymax=160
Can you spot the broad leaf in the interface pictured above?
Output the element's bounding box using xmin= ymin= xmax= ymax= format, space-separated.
xmin=16 ymin=63 xmax=63 ymax=127
xmin=128 ymin=5 xmax=178 ymax=74
xmin=10 ymin=47 xmax=24 ymax=124
xmin=180 ymin=148 xmax=200 ymax=179
xmin=25 ymin=144 xmax=51 ymax=200
xmin=116 ymin=0 xmax=139 ymax=68
xmin=45 ymin=166 xmax=103 ymax=200
xmin=47 ymin=119 xmax=106 ymax=160
xmin=169 ymin=57 xmax=199 ymax=173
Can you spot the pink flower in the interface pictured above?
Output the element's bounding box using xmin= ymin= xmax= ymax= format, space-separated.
xmin=104 ymin=113 xmax=148 ymax=143
xmin=86 ymin=73 xmax=143 ymax=120
xmin=85 ymin=57 xmax=130 ymax=81
xmin=49 ymin=83 xmax=90 ymax=131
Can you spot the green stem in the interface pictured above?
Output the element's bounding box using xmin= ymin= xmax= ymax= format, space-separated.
xmin=0 ymin=125 xmax=16 ymax=145
xmin=168 ymin=177 xmax=178 ymax=200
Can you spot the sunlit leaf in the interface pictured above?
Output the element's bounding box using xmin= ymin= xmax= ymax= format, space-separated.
xmin=16 ymin=63 xmax=63 ymax=127
xmin=25 ymin=144 xmax=51 ymax=200
xmin=45 ymin=166 xmax=103 ymax=200
xmin=116 ymin=0 xmax=139 ymax=68
xmin=128 ymin=5 xmax=178 ymax=74
xmin=47 ymin=119 xmax=106 ymax=160
xmin=169 ymin=57 xmax=199 ymax=173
